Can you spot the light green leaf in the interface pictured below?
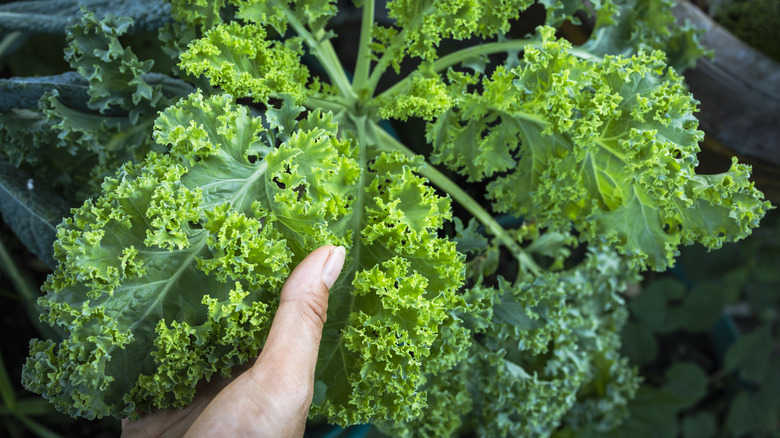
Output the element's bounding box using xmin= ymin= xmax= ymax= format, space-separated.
xmin=179 ymin=21 xmax=310 ymax=104
xmin=430 ymin=28 xmax=770 ymax=270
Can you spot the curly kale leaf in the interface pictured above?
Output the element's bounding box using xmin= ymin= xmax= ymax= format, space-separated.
xmin=13 ymin=0 xmax=772 ymax=434
xmin=22 ymin=92 xmax=468 ymax=424
xmin=64 ymin=11 xmax=177 ymax=121
xmin=369 ymin=0 xmax=617 ymax=75
xmin=581 ymin=0 xmax=711 ymax=71
xmin=378 ymin=247 xmax=641 ymax=437
xmin=179 ymin=21 xmax=311 ymax=104
xmin=428 ymin=27 xmax=770 ymax=270
xmin=236 ymin=0 xmax=338 ymax=35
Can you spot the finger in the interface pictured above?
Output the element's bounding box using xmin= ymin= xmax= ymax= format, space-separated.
xmin=250 ymin=245 xmax=346 ymax=402
xmin=183 ymin=246 xmax=347 ymax=438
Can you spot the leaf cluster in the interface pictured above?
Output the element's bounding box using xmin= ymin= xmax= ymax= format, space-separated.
xmin=0 ymin=0 xmax=772 ymax=436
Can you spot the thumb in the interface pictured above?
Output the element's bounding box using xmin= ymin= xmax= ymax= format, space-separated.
xmin=250 ymin=245 xmax=346 ymax=400
xmin=180 ymin=246 xmax=347 ymax=438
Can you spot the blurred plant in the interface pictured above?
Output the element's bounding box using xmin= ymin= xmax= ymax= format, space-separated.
xmin=607 ymin=209 xmax=780 ymax=437
xmin=712 ymin=0 xmax=780 ymax=62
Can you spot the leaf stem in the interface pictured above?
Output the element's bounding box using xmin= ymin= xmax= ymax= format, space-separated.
xmin=374 ymin=38 xmax=598 ymax=102
xmin=371 ymin=124 xmax=541 ymax=275
xmin=303 ymin=94 xmax=350 ymax=114
xmin=352 ymin=0 xmax=375 ymax=92
xmin=275 ymin=2 xmax=356 ymax=100
xmin=365 ymin=21 xmax=413 ymax=93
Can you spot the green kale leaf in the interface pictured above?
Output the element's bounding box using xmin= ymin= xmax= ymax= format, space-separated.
xmin=22 ymin=92 xmax=469 ymax=423
xmin=429 ymin=27 xmax=768 ymax=270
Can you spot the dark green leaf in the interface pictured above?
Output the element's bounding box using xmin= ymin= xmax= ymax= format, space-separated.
xmin=679 ymin=283 xmax=729 ymax=332
xmin=0 ymin=73 xmax=90 ymax=112
xmin=453 ymin=217 xmax=488 ymax=255
xmin=662 ymin=362 xmax=708 ymax=406
xmin=724 ymin=327 xmax=772 ymax=383
xmin=620 ymin=321 xmax=658 ymax=366
xmin=681 ymin=412 xmax=717 ymax=438
xmin=629 ymin=278 xmax=686 ymax=333
xmin=0 ymin=72 xmax=192 ymax=115
xmin=0 ymin=160 xmax=69 ymax=267
xmin=724 ymin=392 xmax=754 ymax=437
xmin=607 ymin=385 xmax=680 ymax=438
xmin=724 ymin=370 xmax=780 ymax=436
xmin=13 ymin=398 xmax=60 ymax=416
xmin=0 ymin=0 xmax=171 ymax=34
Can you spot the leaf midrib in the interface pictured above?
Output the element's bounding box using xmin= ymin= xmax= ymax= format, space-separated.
xmin=110 ymin=154 xmax=270 ymax=365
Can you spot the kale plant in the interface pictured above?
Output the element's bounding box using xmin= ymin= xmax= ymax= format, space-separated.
xmin=0 ymin=0 xmax=771 ymax=436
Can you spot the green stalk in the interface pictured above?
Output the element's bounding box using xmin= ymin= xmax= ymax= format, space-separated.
xmin=374 ymin=38 xmax=598 ymax=102
xmin=348 ymin=114 xmax=370 ymax=277
xmin=433 ymin=38 xmax=599 ymax=72
xmin=351 ymin=0 xmax=375 ymax=92
xmin=316 ymin=37 xmax=357 ymax=100
xmin=274 ymin=2 xmax=356 ymax=100
xmin=365 ymin=27 xmax=407 ymax=93
xmin=303 ymin=95 xmax=350 ymax=114
xmin=371 ymin=123 xmax=541 ymax=275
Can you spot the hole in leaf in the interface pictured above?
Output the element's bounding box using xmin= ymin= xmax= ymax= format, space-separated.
xmin=662 ymin=222 xmax=682 ymax=235
xmin=294 ymin=184 xmax=306 ymax=201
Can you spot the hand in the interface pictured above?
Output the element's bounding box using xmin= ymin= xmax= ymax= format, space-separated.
xmin=121 ymin=245 xmax=347 ymax=438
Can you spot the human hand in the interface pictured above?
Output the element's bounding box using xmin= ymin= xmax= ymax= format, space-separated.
xmin=121 ymin=245 xmax=347 ymax=438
